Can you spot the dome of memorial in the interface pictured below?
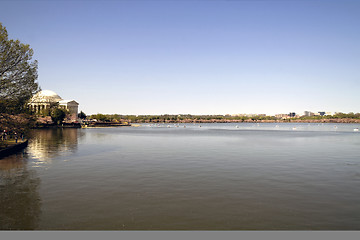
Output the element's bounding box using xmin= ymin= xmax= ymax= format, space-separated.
xmin=30 ymin=90 xmax=63 ymax=103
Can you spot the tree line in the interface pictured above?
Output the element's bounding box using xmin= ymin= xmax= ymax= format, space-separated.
xmin=87 ymin=112 xmax=360 ymax=123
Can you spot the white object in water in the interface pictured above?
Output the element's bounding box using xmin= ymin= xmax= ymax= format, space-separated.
xmin=292 ymin=127 xmax=297 ymax=130
xmin=354 ymin=128 xmax=359 ymax=132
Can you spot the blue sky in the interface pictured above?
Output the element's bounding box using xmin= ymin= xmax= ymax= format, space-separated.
xmin=1 ymin=0 xmax=360 ymax=115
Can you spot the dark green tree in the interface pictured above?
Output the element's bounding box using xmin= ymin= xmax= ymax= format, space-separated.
xmin=51 ymin=108 xmax=66 ymax=125
xmin=78 ymin=111 xmax=86 ymax=119
xmin=0 ymin=22 xmax=39 ymax=113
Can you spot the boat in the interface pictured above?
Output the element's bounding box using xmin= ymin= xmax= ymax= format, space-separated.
xmin=0 ymin=140 xmax=29 ymax=159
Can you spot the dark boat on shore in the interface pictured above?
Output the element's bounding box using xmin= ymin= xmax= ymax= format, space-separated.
xmin=0 ymin=140 xmax=29 ymax=159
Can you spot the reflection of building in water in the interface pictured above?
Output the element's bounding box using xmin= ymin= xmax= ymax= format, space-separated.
xmin=0 ymin=154 xmax=41 ymax=230
xmin=29 ymin=90 xmax=79 ymax=121
xmin=28 ymin=129 xmax=80 ymax=162
xmin=1 ymin=128 xmax=82 ymax=229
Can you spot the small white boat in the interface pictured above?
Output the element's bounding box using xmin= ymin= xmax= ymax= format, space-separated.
xmin=354 ymin=128 xmax=359 ymax=132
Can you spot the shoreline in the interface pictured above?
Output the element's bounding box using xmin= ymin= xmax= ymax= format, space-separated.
xmin=26 ymin=119 xmax=360 ymax=130
xmin=33 ymin=122 xmax=81 ymax=129
xmin=82 ymin=123 xmax=131 ymax=128
xmin=32 ymin=122 xmax=132 ymax=129
xmin=128 ymin=118 xmax=360 ymax=124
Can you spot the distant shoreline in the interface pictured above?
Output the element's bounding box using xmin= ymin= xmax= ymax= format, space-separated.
xmin=128 ymin=118 xmax=360 ymax=124
xmin=89 ymin=113 xmax=360 ymax=124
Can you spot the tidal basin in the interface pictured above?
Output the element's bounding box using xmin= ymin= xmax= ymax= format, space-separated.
xmin=1 ymin=123 xmax=360 ymax=230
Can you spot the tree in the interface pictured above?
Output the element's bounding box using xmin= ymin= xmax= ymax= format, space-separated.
xmin=91 ymin=113 xmax=108 ymax=122
xmin=51 ymin=108 xmax=66 ymax=125
xmin=0 ymin=22 xmax=39 ymax=113
xmin=78 ymin=111 xmax=86 ymax=119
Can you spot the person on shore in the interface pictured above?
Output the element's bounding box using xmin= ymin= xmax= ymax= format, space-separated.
xmin=3 ymin=130 xmax=7 ymax=140
xmin=14 ymin=132 xmax=18 ymax=143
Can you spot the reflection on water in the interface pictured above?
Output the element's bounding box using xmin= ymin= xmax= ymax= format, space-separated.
xmin=0 ymin=128 xmax=80 ymax=230
xmin=0 ymin=154 xmax=41 ymax=230
xmin=1 ymin=124 xmax=360 ymax=230
xmin=28 ymin=128 xmax=80 ymax=166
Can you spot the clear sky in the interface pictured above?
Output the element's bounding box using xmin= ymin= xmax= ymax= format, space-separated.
xmin=1 ymin=0 xmax=360 ymax=115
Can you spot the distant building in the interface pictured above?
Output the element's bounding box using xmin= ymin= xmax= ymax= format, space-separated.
xmin=28 ymin=90 xmax=62 ymax=113
xmin=59 ymin=100 xmax=80 ymax=120
xmin=304 ymin=111 xmax=315 ymax=117
xmin=318 ymin=112 xmax=326 ymax=116
xmin=29 ymin=90 xmax=79 ymax=121
xmin=275 ymin=114 xmax=290 ymax=119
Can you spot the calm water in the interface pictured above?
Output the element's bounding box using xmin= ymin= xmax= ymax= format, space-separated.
xmin=1 ymin=123 xmax=360 ymax=230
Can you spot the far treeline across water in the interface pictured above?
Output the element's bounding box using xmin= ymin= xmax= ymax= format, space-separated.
xmin=89 ymin=112 xmax=360 ymax=124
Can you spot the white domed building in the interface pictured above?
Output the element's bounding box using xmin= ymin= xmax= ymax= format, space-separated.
xmin=29 ymin=90 xmax=79 ymax=121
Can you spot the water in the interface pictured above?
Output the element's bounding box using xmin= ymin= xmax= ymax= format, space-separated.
xmin=1 ymin=123 xmax=360 ymax=230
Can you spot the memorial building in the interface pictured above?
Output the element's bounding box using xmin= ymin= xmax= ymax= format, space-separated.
xmin=29 ymin=90 xmax=79 ymax=121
